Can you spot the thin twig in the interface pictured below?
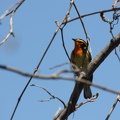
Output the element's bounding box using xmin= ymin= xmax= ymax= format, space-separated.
xmin=60 ymin=28 xmax=71 ymax=61
xmin=64 ymin=7 xmax=120 ymax=24
xmin=115 ymin=48 xmax=120 ymax=62
xmin=112 ymin=0 xmax=120 ymax=8
xmin=73 ymin=2 xmax=89 ymax=39
xmin=100 ymin=8 xmax=120 ymax=63
xmin=0 ymin=0 xmax=25 ymax=20
xmin=76 ymin=93 xmax=99 ymax=109
xmin=0 ymin=0 xmax=25 ymax=46
xmin=31 ymin=84 xmax=66 ymax=107
xmin=105 ymin=94 xmax=120 ymax=120
xmin=6 ymin=0 xmax=25 ymax=16
xmin=109 ymin=16 xmax=120 ymax=62
xmin=49 ymin=62 xmax=68 ymax=70
xmin=59 ymin=0 xmax=73 ymax=61
xmin=0 ymin=10 xmax=15 ymax=45
xmin=100 ymin=12 xmax=111 ymax=23
xmin=110 ymin=32 xmax=120 ymax=62
xmin=49 ymin=62 xmax=79 ymax=71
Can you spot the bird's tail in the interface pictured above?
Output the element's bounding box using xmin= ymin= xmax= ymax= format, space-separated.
xmin=84 ymin=85 xmax=92 ymax=99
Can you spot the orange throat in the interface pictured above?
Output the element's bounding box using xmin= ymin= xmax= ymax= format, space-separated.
xmin=74 ymin=48 xmax=83 ymax=55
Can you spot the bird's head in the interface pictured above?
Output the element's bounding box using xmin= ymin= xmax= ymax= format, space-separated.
xmin=72 ymin=38 xmax=87 ymax=50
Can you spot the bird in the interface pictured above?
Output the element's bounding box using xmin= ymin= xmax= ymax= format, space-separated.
xmin=71 ymin=38 xmax=93 ymax=99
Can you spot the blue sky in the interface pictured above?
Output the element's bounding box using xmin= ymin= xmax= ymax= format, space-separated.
xmin=0 ymin=0 xmax=120 ymax=120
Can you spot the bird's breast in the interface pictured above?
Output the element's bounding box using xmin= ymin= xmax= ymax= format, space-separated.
xmin=71 ymin=52 xmax=90 ymax=71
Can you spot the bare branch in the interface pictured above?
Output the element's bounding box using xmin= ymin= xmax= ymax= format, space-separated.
xmin=0 ymin=10 xmax=15 ymax=45
xmin=105 ymin=94 xmax=120 ymax=120
xmin=6 ymin=0 xmax=25 ymax=16
xmin=31 ymin=84 xmax=66 ymax=107
xmin=76 ymin=93 xmax=99 ymax=109
xmin=0 ymin=0 xmax=25 ymax=46
xmin=103 ymin=9 xmax=120 ymax=62
xmin=49 ymin=62 xmax=68 ymax=70
xmin=112 ymin=0 xmax=120 ymax=8
xmin=0 ymin=64 xmax=120 ymax=96
xmin=115 ymin=48 xmax=120 ymax=62
xmin=0 ymin=0 xmax=25 ymax=20
xmin=58 ymin=0 xmax=74 ymax=62
xmin=100 ymin=12 xmax=111 ymax=23
xmin=65 ymin=7 xmax=120 ymax=24
xmin=73 ymin=2 xmax=89 ymax=40
xmin=60 ymin=28 xmax=71 ymax=61
xmin=50 ymin=62 xmax=80 ymax=74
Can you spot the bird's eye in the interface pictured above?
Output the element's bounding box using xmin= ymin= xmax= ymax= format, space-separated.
xmin=80 ymin=42 xmax=83 ymax=44
xmin=80 ymin=42 xmax=84 ymax=45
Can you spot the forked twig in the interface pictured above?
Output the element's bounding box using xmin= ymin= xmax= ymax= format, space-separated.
xmin=31 ymin=84 xmax=66 ymax=108
xmin=0 ymin=0 xmax=25 ymax=20
xmin=105 ymin=94 xmax=120 ymax=120
xmin=76 ymin=93 xmax=99 ymax=109
xmin=100 ymin=9 xmax=120 ymax=63
xmin=56 ymin=1 xmax=73 ymax=62
xmin=112 ymin=0 xmax=120 ymax=8
xmin=115 ymin=48 xmax=120 ymax=62
xmin=64 ymin=7 xmax=120 ymax=24
xmin=0 ymin=10 xmax=15 ymax=45
xmin=0 ymin=0 xmax=25 ymax=46
xmin=100 ymin=12 xmax=111 ymax=23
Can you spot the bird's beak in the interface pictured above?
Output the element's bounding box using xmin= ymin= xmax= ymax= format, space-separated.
xmin=72 ymin=38 xmax=76 ymax=42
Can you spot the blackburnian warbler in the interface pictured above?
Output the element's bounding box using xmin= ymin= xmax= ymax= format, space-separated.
xmin=71 ymin=38 xmax=93 ymax=99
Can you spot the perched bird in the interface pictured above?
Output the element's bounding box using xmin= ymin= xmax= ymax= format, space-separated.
xmin=71 ymin=38 xmax=93 ymax=99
